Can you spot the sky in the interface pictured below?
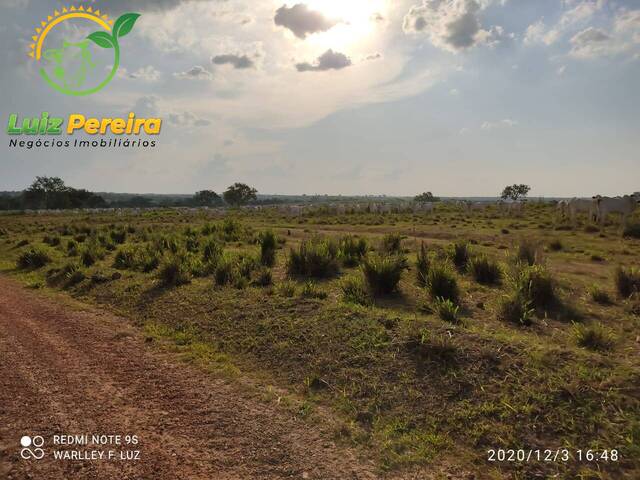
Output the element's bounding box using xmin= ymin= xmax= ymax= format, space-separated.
xmin=1 ymin=0 xmax=639 ymax=197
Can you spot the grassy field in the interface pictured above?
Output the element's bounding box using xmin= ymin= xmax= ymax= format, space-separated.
xmin=1 ymin=202 xmax=639 ymax=479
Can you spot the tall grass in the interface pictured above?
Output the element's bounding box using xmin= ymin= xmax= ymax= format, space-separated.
xmin=425 ymin=262 xmax=459 ymax=304
xmin=381 ymin=233 xmax=403 ymax=254
xmin=468 ymin=256 xmax=502 ymax=285
xmin=614 ymin=266 xmax=640 ymax=298
xmin=17 ymin=248 xmax=51 ymax=269
xmin=259 ymin=230 xmax=278 ymax=267
xmin=361 ymin=253 xmax=408 ymax=295
xmin=339 ymin=235 xmax=368 ymax=267
xmin=340 ymin=275 xmax=372 ymax=306
xmin=447 ymin=242 xmax=470 ymax=272
xmin=415 ymin=242 xmax=430 ymax=287
xmin=287 ymin=237 xmax=339 ymax=278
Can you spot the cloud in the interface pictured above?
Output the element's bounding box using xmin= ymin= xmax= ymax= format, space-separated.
xmin=481 ymin=118 xmax=517 ymax=130
xmin=524 ymin=1 xmax=605 ymax=47
xmin=212 ymin=54 xmax=255 ymax=69
xmin=93 ymin=0 xmax=207 ymax=13
xmin=403 ymin=0 xmax=508 ymax=52
xmin=274 ymin=3 xmax=337 ymax=39
xmin=168 ymin=112 xmax=211 ymax=127
xmin=569 ymin=26 xmax=612 ymax=58
xmin=295 ymin=49 xmax=352 ymax=72
xmin=128 ymin=65 xmax=161 ymax=82
xmin=174 ymin=65 xmax=212 ymax=80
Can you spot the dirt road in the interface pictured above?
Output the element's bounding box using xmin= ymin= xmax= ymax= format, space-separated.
xmin=0 ymin=276 xmax=378 ymax=480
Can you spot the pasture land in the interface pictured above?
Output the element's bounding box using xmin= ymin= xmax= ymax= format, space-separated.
xmin=1 ymin=202 xmax=639 ymax=479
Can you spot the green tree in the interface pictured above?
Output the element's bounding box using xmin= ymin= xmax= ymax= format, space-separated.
xmin=414 ymin=191 xmax=440 ymax=203
xmin=501 ymin=184 xmax=531 ymax=201
xmin=223 ymin=183 xmax=257 ymax=207
xmin=194 ymin=190 xmax=222 ymax=207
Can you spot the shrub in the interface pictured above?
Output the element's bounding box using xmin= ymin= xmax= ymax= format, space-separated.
xmin=202 ymin=239 xmax=223 ymax=266
xmin=434 ymin=297 xmax=460 ymax=324
xmin=259 ymin=230 xmax=278 ymax=267
xmin=43 ymin=235 xmax=61 ymax=247
xmin=66 ymin=239 xmax=79 ymax=256
xmin=548 ymin=239 xmax=563 ymax=251
xmin=415 ymin=242 xmax=430 ymax=287
xmin=300 ymin=281 xmax=328 ymax=300
xmin=497 ymin=293 xmax=534 ymax=326
xmin=137 ymin=247 xmax=161 ymax=272
xmin=17 ymin=248 xmax=51 ymax=269
xmin=340 ymin=275 xmax=372 ymax=306
xmin=574 ymin=323 xmax=614 ymax=351
xmin=623 ymin=223 xmax=640 ymax=239
xmin=381 ymin=233 xmax=403 ymax=254
xmin=468 ymin=256 xmax=502 ymax=285
xmin=361 ymin=253 xmax=408 ymax=295
xmin=276 ymin=280 xmax=297 ymax=298
xmin=447 ymin=241 xmax=470 ymax=272
xmin=154 ymin=234 xmax=181 ymax=254
xmin=339 ymin=235 xmax=368 ymax=267
xmin=236 ymin=254 xmax=259 ymax=280
xmin=109 ymin=229 xmax=127 ymax=244
xmin=185 ymin=236 xmax=200 ymax=253
xmin=287 ymin=237 xmax=339 ymax=278
xmin=63 ymin=263 xmax=85 ymax=288
xmin=214 ymin=256 xmax=236 ymax=286
xmin=157 ymin=255 xmax=192 ymax=287
xmin=589 ymin=285 xmax=612 ymax=305
xmin=614 ymin=266 xmax=640 ymax=298
xmin=425 ymin=262 xmax=459 ymax=304
xmin=516 ymin=239 xmax=541 ymax=266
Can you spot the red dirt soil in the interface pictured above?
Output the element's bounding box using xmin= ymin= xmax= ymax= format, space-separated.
xmin=0 ymin=276 xmax=381 ymax=480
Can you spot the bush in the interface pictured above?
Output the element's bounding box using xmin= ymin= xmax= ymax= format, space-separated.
xmin=614 ymin=266 xmax=640 ymax=298
xmin=516 ymin=240 xmax=541 ymax=266
xmin=434 ymin=297 xmax=460 ymax=323
xmin=236 ymin=254 xmax=259 ymax=280
xmin=109 ymin=229 xmax=127 ymax=244
xmin=361 ymin=253 xmax=408 ymax=295
xmin=214 ymin=256 xmax=236 ymax=286
xmin=381 ymin=233 xmax=403 ymax=254
xmin=43 ymin=235 xmax=61 ymax=246
xmin=254 ymin=267 xmax=273 ymax=287
xmin=623 ymin=223 xmax=640 ymax=239
xmin=80 ymin=242 xmax=105 ymax=267
xmin=300 ymin=281 xmax=328 ymax=300
xmin=415 ymin=242 xmax=430 ymax=287
xmin=447 ymin=241 xmax=470 ymax=272
xmin=202 ymin=239 xmax=223 ymax=266
xmin=113 ymin=245 xmax=138 ymax=270
xmin=66 ymin=239 xmax=79 ymax=256
xmin=154 ymin=234 xmax=181 ymax=254
xmin=574 ymin=323 xmax=614 ymax=351
xmin=340 ymin=275 xmax=372 ymax=306
xmin=589 ymin=285 xmax=612 ymax=305
xmin=259 ymin=230 xmax=278 ymax=267
xmin=17 ymin=248 xmax=51 ymax=269
xmin=468 ymin=256 xmax=502 ymax=285
xmin=425 ymin=262 xmax=459 ymax=304
xmin=513 ymin=265 xmax=557 ymax=311
xmin=287 ymin=237 xmax=339 ymax=278
xmin=157 ymin=255 xmax=192 ymax=287
xmin=339 ymin=235 xmax=368 ymax=267
xmin=61 ymin=263 xmax=85 ymax=288
xmin=497 ymin=293 xmax=534 ymax=326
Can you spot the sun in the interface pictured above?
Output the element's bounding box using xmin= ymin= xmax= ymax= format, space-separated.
xmin=303 ymin=0 xmax=387 ymax=49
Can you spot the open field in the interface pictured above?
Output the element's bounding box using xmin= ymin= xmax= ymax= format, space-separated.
xmin=1 ymin=202 xmax=640 ymax=479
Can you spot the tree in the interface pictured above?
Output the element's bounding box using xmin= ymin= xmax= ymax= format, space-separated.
xmin=223 ymin=183 xmax=257 ymax=207
xmin=500 ymin=184 xmax=531 ymax=201
xmin=194 ymin=190 xmax=222 ymax=207
xmin=414 ymin=191 xmax=440 ymax=203
xmin=20 ymin=176 xmax=106 ymax=210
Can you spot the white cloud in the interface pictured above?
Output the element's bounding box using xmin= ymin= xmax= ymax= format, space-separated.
xmin=481 ymin=118 xmax=517 ymax=130
xmin=274 ymin=3 xmax=338 ymax=39
xmin=403 ymin=0 xmax=509 ymax=52
xmin=296 ymin=49 xmax=352 ymax=72
xmin=524 ymin=1 xmax=604 ymax=47
xmin=174 ymin=65 xmax=212 ymax=80
xmin=212 ymin=54 xmax=255 ymax=69
xmin=128 ymin=65 xmax=161 ymax=82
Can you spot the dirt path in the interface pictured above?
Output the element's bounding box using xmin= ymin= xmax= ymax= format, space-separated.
xmin=0 ymin=276 xmax=379 ymax=480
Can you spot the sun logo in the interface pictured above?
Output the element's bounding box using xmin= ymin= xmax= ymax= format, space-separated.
xmin=28 ymin=6 xmax=140 ymax=96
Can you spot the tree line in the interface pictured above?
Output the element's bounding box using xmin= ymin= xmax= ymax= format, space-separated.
xmin=0 ymin=177 xmax=261 ymax=211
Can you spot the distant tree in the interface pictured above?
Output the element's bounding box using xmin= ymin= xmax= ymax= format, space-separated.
xmin=223 ymin=183 xmax=257 ymax=207
xmin=23 ymin=176 xmax=69 ymax=209
xmin=194 ymin=190 xmax=222 ymax=207
xmin=414 ymin=191 xmax=440 ymax=203
xmin=501 ymin=184 xmax=531 ymax=201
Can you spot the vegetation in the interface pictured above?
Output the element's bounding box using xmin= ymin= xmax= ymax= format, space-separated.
xmin=468 ymin=255 xmax=502 ymax=285
xmin=17 ymin=248 xmax=51 ymax=269
xmin=415 ymin=242 xmax=430 ymax=287
xmin=361 ymin=253 xmax=408 ymax=295
xmin=425 ymin=262 xmax=459 ymax=304
xmin=287 ymin=237 xmax=339 ymax=278
xmin=500 ymin=183 xmax=530 ymax=201
xmin=615 ymin=266 xmax=640 ymax=298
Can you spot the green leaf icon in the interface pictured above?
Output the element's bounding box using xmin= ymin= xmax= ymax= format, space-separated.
xmin=113 ymin=13 xmax=141 ymax=40
xmin=87 ymin=31 xmax=115 ymax=49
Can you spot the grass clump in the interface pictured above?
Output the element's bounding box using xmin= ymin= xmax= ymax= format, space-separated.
xmin=113 ymin=245 xmax=138 ymax=270
xmin=589 ymin=285 xmax=613 ymax=305
xmin=157 ymin=254 xmax=192 ymax=287
xmin=338 ymin=235 xmax=368 ymax=267
xmin=214 ymin=256 xmax=237 ymax=286
xmin=276 ymin=280 xmax=297 ymax=298
xmin=340 ymin=275 xmax=372 ymax=306
xmin=515 ymin=239 xmax=541 ymax=266
xmin=415 ymin=242 xmax=430 ymax=287
xmin=381 ymin=233 xmax=403 ymax=254
xmin=253 ymin=267 xmax=273 ymax=287
xmin=287 ymin=237 xmax=339 ymax=278
xmin=300 ymin=281 xmax=328 ymax=300
xmin=17 ymin=248 xmax=51 ymax=269
xmin=497 ymin=293 xmax=534 ymax=326
xmin=615 ymin=266 xmax=640 ymax=298
xmin=574 ymin=323 xmax=614 ymax=351
xmin=447 ymin=241 xmax=470 ymax=272
xmin=43 ymin=235 xmax=61 ymax=247
xmin=109 ymin=229 xmax=127 ymax=245
xmin=513 ymin=264 xmax=558 ymax=311
xmin=468 ymin=256 xmax=502 ymax=285
xmin=548 ymin=239 xmax=563 ymax=251
xmin=434 ymin=297 xmax=460 ymax=324
xmin=425 ymin=262 xmax=459 ymax=304
xmin=259 ymin=230 xmax=278 ymax=267
xmin=80 ymin=242 xmax=105 ymax=267
xmin=361 ymin=253 xmax=408 ymax=295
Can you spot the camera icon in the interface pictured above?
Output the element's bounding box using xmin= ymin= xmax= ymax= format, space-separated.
xmin=20 ymin=435 xmax=45 ymax=460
